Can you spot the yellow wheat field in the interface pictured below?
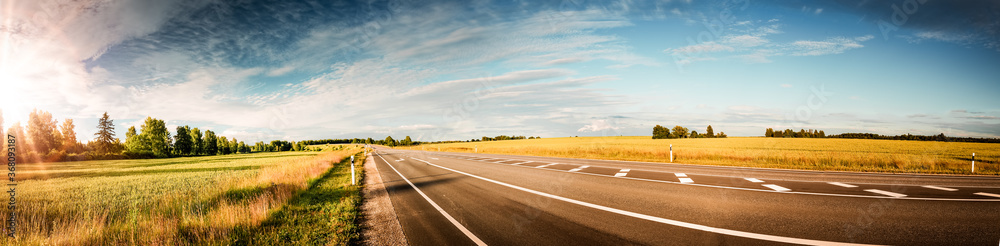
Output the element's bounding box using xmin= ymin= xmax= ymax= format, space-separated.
xmin=1 ymin=145 xmax=361 ymax=245
xmin=404 ymin=137 xmax=998 ymax=175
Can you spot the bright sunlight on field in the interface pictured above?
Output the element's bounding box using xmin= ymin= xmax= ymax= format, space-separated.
xmin=2 ymin=145 xmax=365 ymax=245
xmin=403 ymin=137 xmax=998 ymax=175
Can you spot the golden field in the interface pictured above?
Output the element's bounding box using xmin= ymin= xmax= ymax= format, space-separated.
xmin=403 ymin=137 xmax=998 ymax=175
xmin=2 ymin=145 xmax=364 ymax=245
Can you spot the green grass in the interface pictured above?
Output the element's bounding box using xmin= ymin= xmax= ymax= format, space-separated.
xmin=1 ymin=147 xmax=364 ymax=245
xmin=232 ymin=153 xmax=365 ymax=245
xmin=402 ymin=136 xmax=999 ymax=175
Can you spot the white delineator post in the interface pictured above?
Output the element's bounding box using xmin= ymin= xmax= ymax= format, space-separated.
xmin=972 ymin=153 xmax=975 ymax=173
xmin=670 ymin=144 xmax=673 ymax=162
xmin=351 ymin=155 xmax=356 ymax=185
xmin=475 ymin=145 xmax=478 ymax=153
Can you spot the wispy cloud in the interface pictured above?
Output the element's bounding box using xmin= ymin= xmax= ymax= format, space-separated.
xmin=665 ymin=20 xmax=873 ymax=64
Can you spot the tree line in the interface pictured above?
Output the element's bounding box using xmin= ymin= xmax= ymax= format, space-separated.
xmin=764 ymin=128 xmax=826 ymax=138
xmin=827 ymin=133 xmax=1000 ymax=143
xmin=653 ymin=125 xmax=726 ymax=139
xmin=2 ymin=109 xmax=326 ymax=163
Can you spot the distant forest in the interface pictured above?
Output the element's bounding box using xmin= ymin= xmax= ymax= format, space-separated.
xmin=765 ymin=128 xmax=1000 ymax=143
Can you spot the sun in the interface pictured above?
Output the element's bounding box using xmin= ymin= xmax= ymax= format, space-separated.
xmin=0 ymin=71 xmax=31 ymax=129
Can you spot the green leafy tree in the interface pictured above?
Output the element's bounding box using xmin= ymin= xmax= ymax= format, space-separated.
xmin=652 ymin=125 xmax=670 ymax=139
xmin=140 ymin=117 xmax=171 ymax=157
xmin=204 ymin=130 xmax=218 ymax=155
xmin=94 ymin=112 xmax=117 ymax=154
xmin=671 ymin=126 xmax=689 ymax=139
xmin=717 ymin=132 xmax=727 ymax=138
xmin=690 ymin=131 xmax=700 ymax=138
xmin=706 ymin=125 xmax=715 ymax=138
xmin=125 ymin=126 xmax=142 ymax=152
xmin=229 ymin=137 xmax=239 ymax=154
xmin=385 ymin=136 xmax=396 ymax=147
xmin=7 ymin=123 xmax=28 ymax=159
xmin=401 ymin=136 xmax=413 ymax=146
xmin=174 ymin=126 xmax=192 ymax=155
xmin=189 ymin=127 xmax=203 ymax=155
xmin=765 ymin=128 xmax=774 ymax=137
xmin=218 ymin=136 xmax=230 ymax=155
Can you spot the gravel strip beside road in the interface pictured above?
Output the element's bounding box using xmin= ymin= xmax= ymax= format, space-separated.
xmin=361 ymin=153 xmax=408 ymax=246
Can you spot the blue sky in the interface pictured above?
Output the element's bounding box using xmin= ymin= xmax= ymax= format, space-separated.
xmin=1 ymin=0 xmax=998 ymax=142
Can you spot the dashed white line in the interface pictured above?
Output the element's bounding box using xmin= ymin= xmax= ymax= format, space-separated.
xmin=865 ymin=189 xmax=907 ymax=198
xmin=407 ymin=157 xmax=877 ymax=246
xmin=828 ymin=182 xmax=858 ymax=188
xmin=744 ymin=178 xmax=764 ymax=183
xmin=376 ymin=154 xmax=487 ymax=246
xmin=512 ymin=161 xmax=533 ymax=165
xmin=921 ymin=185 xmax=957 ymax=192
xmin=614 ymin=169 xmax=630 ymax=177
xmin=974 ymin=192 xmax=1000 ymax=198
xmin=678 ymin=178 xmax=694 ymax=184
xmin=535 ymin=163 xmax=557 ymax=168
xmin=675 ymin=173 xmax=687 ymax=177
xmin=568 ymin=166 xmax=590 ymax=172
xmin=762 ymin=184 xmax=791 ymax=192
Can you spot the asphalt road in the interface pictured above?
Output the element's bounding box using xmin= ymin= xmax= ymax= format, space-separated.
xmin=370 ymin=147 xmax=1000 ymax=245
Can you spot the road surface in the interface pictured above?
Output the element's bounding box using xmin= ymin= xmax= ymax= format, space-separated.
xmin=369 ymin=147 xmax=1000 ymax=245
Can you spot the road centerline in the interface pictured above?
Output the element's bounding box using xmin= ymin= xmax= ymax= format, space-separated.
xmin=407 ymin=157 xmax=879 ymax=246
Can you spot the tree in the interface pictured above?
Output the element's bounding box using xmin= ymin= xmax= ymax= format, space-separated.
xmin=690 ymin=131 xmax=700 ymax=138
xmin=27 ymin=109 xmax=59 ymax=154
xmin=671 ymin=126 xmax=689 ymax=139
xmin=189 ymin=127 xmax=203 ymax=155
xmin=125 ymin=126 xmax=142 ymax=152
xmin=706 ymin=125 xmax=715 ymax=138
xmin=174 ymin=126 xmax=192 ymax=155
xmin=818 ymin=130 xmax=826 ymax=138
xmin=229 ymin=137 xmax=239 ymax=154
xmin=765 ymin=128 xmax=774 ymax=137
xmin=60 ymin=119 xmax=78 ymax=153
xmin=717 ymin=132 xmax=727 ymax=138
xmin=218 ymin=136 xmax=230 ymax=155
xmin=204 ymin=130 xmax=218 ymax=155
xmin=401 ymin=136 xmax=413 ymax=146
xmin=94 ymin=112 xmax=117 ymax=154
xmin=652 ymin=125 xmax=670 ymax=139
xmin=385 ymin=136 xmax=396 ymax=147
xmin=139 ymin=117 xmax=171 ymax=157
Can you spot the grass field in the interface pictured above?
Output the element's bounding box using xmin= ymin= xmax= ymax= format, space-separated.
xmin=402 ymin=137 xmax=999 ymax=175
xmin=2 ymin=145 xmax=366 ymax=245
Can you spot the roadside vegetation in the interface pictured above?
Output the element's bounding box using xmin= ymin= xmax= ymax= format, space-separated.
xmin=402 ymin=136 xmax=999 ymax=175
xmin=2 ymin=145 xmax=364 ymax=245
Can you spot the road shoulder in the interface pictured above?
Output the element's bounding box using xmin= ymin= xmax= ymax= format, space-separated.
xmin=360 ymin=153 xmax=408 ymax=246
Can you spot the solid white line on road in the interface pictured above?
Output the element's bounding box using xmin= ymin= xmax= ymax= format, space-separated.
xmin=614 ymin=169 xmax=630 ymax=177
xmin=922 ymin=185 xmax=957 ymax=192
xmin=974 ymin=192 xmax=1000 ymax=198
xmin=744 ymin=178 xmax=764 ymax=183
xmin=675 ymin=173 xmax=687 ymax=177
xmin=396 ymin=159 xmax=404 ymax=162
xmin=535 ymin=163 xmax=556 ymax=168
xmin=762 ymin=184 xmax=791 ymax=192
xmin=828 ymin=182 xmax=858 ymax=188
xmin=376 ymin=154 xmax=487 ymax=246
xmin=568 ymin=166 xmax=589 ymax=172
xmin=678 ymin=178 xmax=694 ymax=184
xmin=864 ymin=189 xmax=907 ymax=198
xmin=408 ymin=158 xmax=878 ymax=246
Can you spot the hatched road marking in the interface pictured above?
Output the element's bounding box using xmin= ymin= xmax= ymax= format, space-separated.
xmin=828 ymin=182 xmax=858 ymax=188
xmin=865 ymin=189 xmax=907 ymax=198
xmin=614 ymin=169 xmax=630 ymax=177
xmin=762 ymin=184 xmax=791 ymax=192
xmin=568 ymin=166 xmax=590 ymax=172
